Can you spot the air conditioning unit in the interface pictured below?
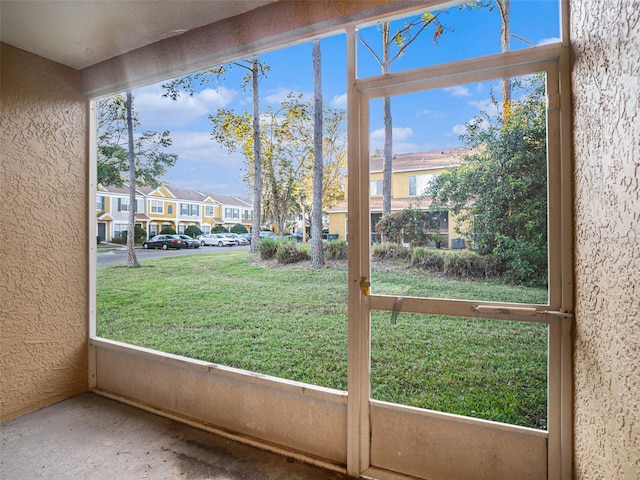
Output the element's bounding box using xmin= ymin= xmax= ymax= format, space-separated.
xmin=451 ymin=238 xmax=465 ymax=249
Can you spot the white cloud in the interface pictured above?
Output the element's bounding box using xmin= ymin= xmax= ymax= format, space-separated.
xmin=452 ymin=124 xmax=467 ymax=135
xmin=369 ymin=127 xmax=423 ymax=153
xmin=370 ymin=126 xmax=414 ymax=142
xmin=134 ymin=84 xmax=236 ymax=127
xmin=469 ymin=98 xmax=500 ymax=117
xmin=330 ymin=93 xmax=347 ymax=109
xmin=443 ymin=85 xmax=471 ymax=97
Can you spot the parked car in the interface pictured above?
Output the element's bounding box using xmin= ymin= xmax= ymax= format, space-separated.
xmin=259 ymin=231 xmax=277 ymax=239
xmin=178 ymin=234 xmax=200 ymax=249
xmin=198 ymin=233 xmax=236 ymax=247
xmin=221 ymin=233 xmax=249 ymax=246
xmin=241 ymin=233 xmax=253 ymax=244
xmin=142 ymin=234 xmax=184 ymax=250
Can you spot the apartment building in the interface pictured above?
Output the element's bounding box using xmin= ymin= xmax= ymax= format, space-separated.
xmin=96 ymin=184 xmax=252 ymax=241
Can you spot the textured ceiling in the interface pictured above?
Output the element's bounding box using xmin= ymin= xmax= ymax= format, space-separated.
xmin=0 ymin=0 xmax=278 ymax=69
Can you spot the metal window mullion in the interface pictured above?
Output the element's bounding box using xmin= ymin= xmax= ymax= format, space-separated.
xmin=356 ymin=45 xmax=563 ymax=99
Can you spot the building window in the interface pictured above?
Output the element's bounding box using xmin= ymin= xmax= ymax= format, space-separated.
xmin=370 ymin=179 xmax=383 ymax=196
xmin=242 ymin=210 xmax=252 ymax=220
xmin=181 ymin=203 xmax=199 ymax=216
xmin=168 ymin=205 xmax=173 ymax=214
xmin=205 ymin=205 xmax=214 ymax=217
xmin=151 ymin=200 xmax=163 ymax=213
xmin=224 ymin=207 xmax=240 ymax=219
xmin=97 ymin=195 xmax=105 ymax=210
xmin=409 ymin=174 xmax=436 ymax=196
xmin=117 ymin=198 xmax=129 ymax=212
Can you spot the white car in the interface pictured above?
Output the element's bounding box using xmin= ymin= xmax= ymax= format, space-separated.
xmin=221 ymin=233 xmax=249 ymax=245
xmin=198 ymin=233 xmax=236 ymax=247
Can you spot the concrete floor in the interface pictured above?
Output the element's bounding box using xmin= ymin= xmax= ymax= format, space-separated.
xmin=1 ymin=393 xmax=347 ymax=480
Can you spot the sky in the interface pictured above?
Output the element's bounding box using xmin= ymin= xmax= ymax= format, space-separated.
xmin=128 ymin=0 xmax=561 ymax=196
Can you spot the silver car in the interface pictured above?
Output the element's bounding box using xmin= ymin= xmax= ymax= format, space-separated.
xmin=221 ymin=233 xmax=249 ymax=246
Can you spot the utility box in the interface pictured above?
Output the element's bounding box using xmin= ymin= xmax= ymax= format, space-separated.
xmin=451 ymin=238 xmax=466 ymax=249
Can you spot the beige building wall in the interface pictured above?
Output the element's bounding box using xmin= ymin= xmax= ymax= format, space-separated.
xmin=0 ymin=44 xmax=88 ymax=422
xmin=571 ymin=1 xmax=640 ymax=478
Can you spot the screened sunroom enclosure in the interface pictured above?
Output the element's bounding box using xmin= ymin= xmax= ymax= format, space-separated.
xmin=89 ymin=2 xmax=572 ymax=479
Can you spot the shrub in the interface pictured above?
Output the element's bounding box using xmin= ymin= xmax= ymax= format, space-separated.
xmin=441 ymin=250 xmax=504 ymax=279
xmin=97 ymin=236 xmax=103 ymax=244
xmin=231 ymin=223 xmax=248 ymax=234
xmin=411 ymin=247 xmax=445 ymax=271
xmin=160 ymin=227 xmax=176 ymax=235
xmin=372 ymin=242 xmax=411 ymax=260
xmin=276 ymin=241 xmax=310 ymax=264
xmin=184 ymin=225 xmax=203 ymax=238
xmin=408 ymin=247 xmax=505 ymax=280
xmin=117 ymin=225 xmax=147 ymax=243
xmin=324 ymin=239 xmax=348 ymax=260
xmin=213 ymin=225 xmax=228 ymax=233
xmin=257 ymin=237 xmax=279 ymax=260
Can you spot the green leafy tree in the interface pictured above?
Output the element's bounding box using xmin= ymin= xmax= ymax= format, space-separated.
xmin=184 ymin=225 xmax=203 ymax=238
xmin=211 ymin=94 xmax=345 ymax=238
xmin=160 ymin=227 xmax=177 ymax=235
xmin=231 ymin=223 xmax=248 ymax=234
xmin=374 ymin=206 xmax=438 ymax=247
xmin=97 ymin=94 xmax=178 ymax=188
xmin=427 ymin=75 xmax=547 ymax=285
xmin=98 ymin=92 xmax=177 ymax=267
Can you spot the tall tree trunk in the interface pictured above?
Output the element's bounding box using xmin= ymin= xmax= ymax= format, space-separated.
xmin=126 ymin=91 xmax=140 ymax=268
xmin=497 ymin=0 xmax=512 ymax=119
xmin=382 ymin=22 xmax=393 ymax=218
xmin=311 ymin=40 xmax=325 ymax=268
xmin=251 ymin=56 xmax=262 ymax=252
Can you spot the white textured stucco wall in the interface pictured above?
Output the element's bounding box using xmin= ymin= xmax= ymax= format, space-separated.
xmin=1 ymin=44 xmax=88 ymax=421
xmin=571 ymin=1 xmax=640 ymax=478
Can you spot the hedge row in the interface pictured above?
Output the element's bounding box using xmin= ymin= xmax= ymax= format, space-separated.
xmin=372 ymin=242 xmax=505 ymax=280
xmin=258 ymin=238 xmax=348 ymax=264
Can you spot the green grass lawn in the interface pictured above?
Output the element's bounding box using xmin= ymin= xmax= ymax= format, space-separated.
xmin=97 ymin=251 xmax=548 ymax=429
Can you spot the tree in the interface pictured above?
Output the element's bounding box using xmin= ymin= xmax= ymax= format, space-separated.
xmin=427 ymin=75 xmax=547 ymax=285
xmin=125 ymin=91 xmax=140 ymax=267
xmin=358 ymin=12 xmax=446 ymax=217
xmin=97 ymin=95 xmax=177 ymax=188
xmin=184 ymin=225 xmax=203 ymax=238
xmin=211 ymin=94 xmax=345 ymax=238
xmin=231 ymin=223 xmax=248 ymax=234
xmin=162 ymin=58 xmax=269 ymax=253
xmin=374 ymin=206 xmax=438 ymax=247
xmin=97 ymin=92 xmax=178 ymax=267
xmin=310 ymin=40 xmax=325 ymax=268
xmin=471 ymin=0 xmax=534 ymax=118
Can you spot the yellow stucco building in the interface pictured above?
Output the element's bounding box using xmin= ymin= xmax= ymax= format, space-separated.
xmin=328 ymin=148 xmax=467 ymax=247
